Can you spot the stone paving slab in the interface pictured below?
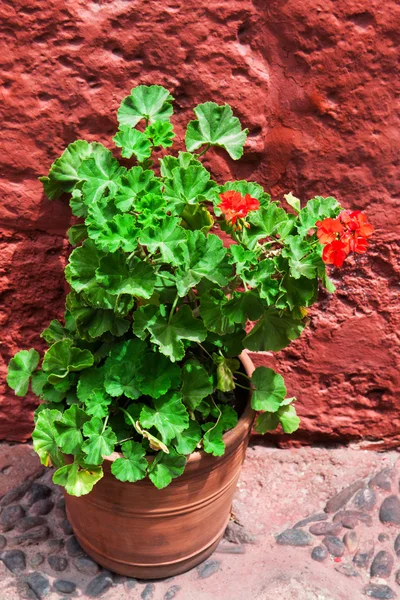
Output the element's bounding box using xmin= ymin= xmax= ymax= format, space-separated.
xmin=0 ymin=442 xmax=398 ymax=600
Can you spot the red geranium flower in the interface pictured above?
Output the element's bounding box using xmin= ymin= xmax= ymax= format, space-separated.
xmin=316 ymin=218 xmax=343 ymax=244
xmin=341 ymin=231 xmax=369 ymax=254
xmin=322 ymin=240 xmax=348 ymax=267
xmin=339 ymin=210 xmax=374 ymax=238
xmin=218 ymin=191 xmax=260 ymax=225
xmin=317 ymin=209 xmax=373 ymax=267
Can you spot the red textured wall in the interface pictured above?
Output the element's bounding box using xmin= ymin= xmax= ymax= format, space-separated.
xmin=1 ymin=0 xmax=399 ymax=445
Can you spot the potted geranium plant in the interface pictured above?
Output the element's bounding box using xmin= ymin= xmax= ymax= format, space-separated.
xmin=7 ymin=85 xmax=373 ymax=578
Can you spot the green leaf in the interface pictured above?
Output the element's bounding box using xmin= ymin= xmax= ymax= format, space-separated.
xmin=180 ymin=203 xmax=214 ymax=233
xmin=278 ymin=403 xmax=300 ymax=433
xmin=243 ymin=203 xmax=289 ymax=250
xmin=254 ymin=401 xmax=300 ymax=434
xmin=229 ymin=244 xmax=258 ymax=274
xmin=67 ymin=224 xmax=87 ymax=246
xmin=69 ymin=188 xmax=87 ymax=218
xmin=213 ymin=355 xmax=240 ymax=392
xmin=163 ymin=165 xmax=218 ymax=208
xmin=67 ymin=292 xmax=130 ymax=340
xmin=222 ymin=291 xmax=263 ymax=324
xmin=78 ymin=149 xmax=125 ymax=205
xmin=185 ymin=102 xmax=248 ymax=160
xmin=145 ymin=121 xmax=175 ymax=147
xmin=140 ymin=391 xmax=189 ymax=444
xmin=244 ymin=309 xmax=305 ymax=352
xmin=202 ymin=423 xmax=225 ymax=456
xmin=159 ymin=151 xmax=202 ymax=178
xmin=31 ymin=371 xmax=48 ymax=397
xmin=297 ymin=196 xmax=340 ymax=237
xmin=199 ymin=289 xmax=235 ymax=335
xmin=140 ymin=217 xmax=186 ymax=266
xmin=118 ymin=85 xmax=174 ymax=127
xmin=111 ymin=441 xmax=148 ymax=483
xmin=147 ymin=305 xmax=207 ymax=362
xmin=97 ymin=213 xmax=139 ymax=254
xmin=181 ymin=360 xmax=213 ymax=411
xmin=85 ymin=196 xmax=120 ymax=249
xmin=175 ymin=231 xmax=230 ymax=297
xmin=54 ymin=405 xmax=90 ymax=455
xmin=114 ymin=167 xmax=162 ymax=212
xmin=219 ymin=404 xmax=239 ymax=431
xmin=40 ymin=140 xmax=94 ymax=200
xmin=173 ymin=420 xmax=202 ymax=454
xmin=202 ymin=405 xmax=238 ymax=457
xmin=132 ymin=304 xmax=159 ymax=340
xmin=282 ymin=236 xmax=319 ymax=279
xmin=32 ymin=409 xmax=65 ymax=468
xmin=53 ymin=462 xmax=103 ymax=496
xmin=105 ymin=352 xmax=144 ymax=400
xmin=65 ymin=239 xmax=105 ymax=294
xmin=251 ymin=367 xmax=286 ymax=412
xmin=7 ymin=349 xmax=40 ymax=396
xmin=82 ymin=417 xmax=117 ymax=464
xmin=113 ymin=126 xmax=152 ymax=161
xmin=253 ymin=412 xmax=279 ymax=434
xmin=84 ymin=389 xmax=112 ymax=419
xmin=96 ymin=253 xmax=156 ymax=298
xmin=135 ymin=194 xmax=168 ymax=227
xmin=278 ymin=275 xmax=317 ymax=310
xmin=42 ymin=340 xmax=94 ymax=384
xmin=148 ymin=449 xmax=186 ymax=489
xmin=137 ymin=353 xmax=181 ymax=399
xmin=206 ymin=329 xmax=245 ymax=359
xmin=284 ymin=192 xmax=301 ymax=213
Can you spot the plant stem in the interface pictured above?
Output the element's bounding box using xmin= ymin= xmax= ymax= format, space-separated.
xmin=118 ymin=437 xmax=134 ymax=444
xmin=168 ymin=293 xmax=179 ymax=323
xmin=234 ymin=382 xmax=253 ymax=392
xmin=197 ymin=143 xmax=211 ymax=158
xmin=197 ymin=342 xmax=213 ymax=359
xmin=101 ymin=415 xmax=109 ymax=434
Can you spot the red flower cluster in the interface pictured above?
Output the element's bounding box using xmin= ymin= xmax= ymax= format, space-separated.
xmin=218 ymin=191 xmax=260 ymax=225
xmin=316 ymin=210 xmax=373 ymax=267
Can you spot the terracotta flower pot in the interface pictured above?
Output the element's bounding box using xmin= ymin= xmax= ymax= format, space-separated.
xmin=64 ymin=352 xmax=255 ymax=579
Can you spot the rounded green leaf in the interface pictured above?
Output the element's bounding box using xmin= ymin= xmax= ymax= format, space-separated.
xmin=140 ymin=391 xmax=189 ymax=444
xmin=7 ymin=349 xmax=40 ymax=396
xmin=137 ymin=353 xmax=181 ymax=399
xmin=185 ymin=102 xmax=248 ymax=160
xmin=173 ymin=420 xmax=202 ymax=455
xmin=113 ymin=126 xmax=152 ymax=161
xmin=53 ymin=462 xmax=103 ymax=497
xmin=181 ymin=360 xmax=213 ymax=411
xmin=117 ymin=85 xmax=174 ymax=127
xmin=42 ymin=340 xmax=94 ymax=384
xmin=82 ymin=417 xmax=117 ymax=465
xmin=32 ymin=409 xmax=65 ymax=468
xmin=54 ymin=405 xmax=90 ymax=455
xmin=111 ymin=441 xmax=148 ymax=483
xmin=148 ymin=449 xmax=186 ymax=489
xmin=251 ymin=367 xmax=286 ymax=412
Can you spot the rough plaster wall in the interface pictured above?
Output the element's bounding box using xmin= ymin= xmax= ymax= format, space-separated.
xmin=0 ymin=0 xmax=399 ymax=444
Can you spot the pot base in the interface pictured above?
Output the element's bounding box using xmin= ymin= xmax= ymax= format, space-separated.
xmin=70 ymin=511 xmax=228 ymax=579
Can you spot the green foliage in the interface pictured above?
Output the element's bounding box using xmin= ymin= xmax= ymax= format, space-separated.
xmin=7 ymin=349 xmax=39 ymax=396
xmin=185 ymin=102 xmax=248 ymax=159
xmin=111 ymin=441 xmax=147 ymax=482
xmin=10 ymin=83 xmax=345 ymax=496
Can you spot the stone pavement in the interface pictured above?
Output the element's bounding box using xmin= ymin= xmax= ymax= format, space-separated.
xmin=0 ymin=442 xmax=399 ymax=600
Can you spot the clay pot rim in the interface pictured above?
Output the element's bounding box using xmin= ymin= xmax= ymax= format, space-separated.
xmin=104 ymin=350 xmax=256 ymax=468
